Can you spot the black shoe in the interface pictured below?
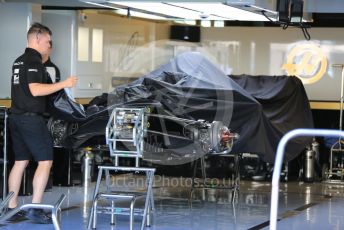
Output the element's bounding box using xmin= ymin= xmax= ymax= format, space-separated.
xmin=5 ymin=208 xmax=27 ymax=222
xmin=26 ymin=208 xmax=52 ymax=224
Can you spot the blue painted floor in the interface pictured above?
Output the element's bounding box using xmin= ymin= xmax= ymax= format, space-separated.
xmin=1 ymin=178 xmax=344 ymax=230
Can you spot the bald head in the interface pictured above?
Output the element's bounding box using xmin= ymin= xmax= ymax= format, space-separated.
xmin=27 ymin=23 xmax=52 ymax=56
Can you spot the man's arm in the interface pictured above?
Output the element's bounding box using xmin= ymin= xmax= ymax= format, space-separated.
xmin=29 ymin=76 xmax=78 ymax=97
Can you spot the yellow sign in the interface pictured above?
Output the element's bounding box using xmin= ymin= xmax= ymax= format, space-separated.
xmin=282 ymin=44 xmax=327 ymax=84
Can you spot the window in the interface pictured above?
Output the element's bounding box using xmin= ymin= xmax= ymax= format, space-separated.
xmin=78 ymin=27 xmax=89 ymax=61
xmin=92 ymin=28 xmax=103 ymax=62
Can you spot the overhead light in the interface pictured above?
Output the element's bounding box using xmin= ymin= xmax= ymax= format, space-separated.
xmin=83 ymin=1 xmax=119 ymax=10
xmin=229 ymin=4 xmax=278 ymax=20
xmin=201 ymin=20 xmax=211 ymax=27
xmin=169 ymin=2 xmax=276 ymax=21
xmin=83 ymin=1 xmax=278 ymax=21
xmin=114 ymin=9 xmax=167 ymax=20
xmin=109 ymin=2 xmax=230 ymax=20
xmin=173 ymin=20 xmax=197 ymax=26
xmin=214 ymin=20 xmax=225 ymax=27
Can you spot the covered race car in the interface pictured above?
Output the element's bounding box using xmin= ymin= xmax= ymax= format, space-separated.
xmin=48 ymin=52 xmax=313 ymax=164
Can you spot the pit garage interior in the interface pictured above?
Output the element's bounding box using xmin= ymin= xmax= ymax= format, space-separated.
xmin=1 ymin=0 xmax=344 ymax=229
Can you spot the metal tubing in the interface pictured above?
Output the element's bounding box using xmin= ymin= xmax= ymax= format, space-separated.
xmin=106 ymin=108 xmax=146 ymax=166
xmin=51 ymin=215 xmax=61 ymax=230
xmin=87 ymin=168 xmax=103 ymax=229
xmin=141 ymin=170 xmax=154 ymax=230
xmin=105 ymin=109 xmax=116 ymax=145
xmin=332 ymin=64 xmax=344 ymax=136
xmin=147 ymin=171 xmax=154 ymax=225
xmin=340 ymin=66 xmax=344 ymax=133
xmin=270 ymin=129 xmax=344 ymax=230
xmin=92 ymin=198 xmax=98 ymax=229
xmin=145 ymin=129 xmax=191 ymax=140
xmin=330 ymin=143 xmax=335 ymax=172
xmin=52 ymin=214 xmax=60 ymax=230
xmin=2 ymin=108 xmax=8 ymax=200
xmin=148 ymin=171 xmax=155 ymax=211
xmin=112 ymin=151 xmax=142 ymax=155
xmin=52 ymin=194 xmax=66 ymax=230
xmin=99 ymin=193 xmax=137 ymax=199
xmin=147 ymin=199 xmax=151 ymax=227
xmin=110 ymin=200 xmax=115 ymax=225
xmin=0 ymin=206 xmax=20 ymax=223
xmin=88 ymin=166 xmax=155 ymax=230
xmin=147 ymin=113 xmax=201 ymax=124
xmin=98 ymin=166 xmax=155 ymax=173
xmin=0 ymin=194 xmax=66 ymax=230
xmin=0 ymin=192 xmax=14 ymax=213
xmin=105 ymin=170 xmax=111 ymax=191
xmin=129 ymin=197 xmax=136 ymax=230
xmin=115 ymin=154 xmax=119 ymax=166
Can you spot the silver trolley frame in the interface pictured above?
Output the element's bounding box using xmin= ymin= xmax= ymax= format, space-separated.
xmin=89 ymin=107 xmax=155 ymax=229
xmin=87 ymin=166 xmax=155 ymax=230
xmin=325 ymin=140 xmax=344 ymax=182
xmin=326 ymin=64 xmax=344 ymax=183
xmin=105 ymin=107 xmax=146 ymax=167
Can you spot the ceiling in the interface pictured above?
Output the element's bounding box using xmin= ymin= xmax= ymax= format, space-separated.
xmin=4 ymin=0 xmax=344 ymax=24
xmin=4 ymin=0 xmax=344 ymax=12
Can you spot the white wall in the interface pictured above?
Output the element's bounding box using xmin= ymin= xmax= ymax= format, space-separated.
xmin=0 ymin=5 xmax=171 ymax=99
xmin=60 ymin=12 xmax=344 ymax=101
xmin=1 ymin=4 xmax=344 ymax=102
xmin=42 ymin=10 xmax=77 ymax=86
xmin=0 ymin=3 xmax=31 ymax=98
xmin=201 ymin=27 xmax=344 ymax=101
xmin=73 ymin=11 xmax=170 ymax=97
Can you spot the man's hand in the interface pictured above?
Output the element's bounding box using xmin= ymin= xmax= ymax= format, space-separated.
xmin=63 ymin=76 xmax=78 ymax=88
xmin=29 ymin=76 xmax=78 ymax=97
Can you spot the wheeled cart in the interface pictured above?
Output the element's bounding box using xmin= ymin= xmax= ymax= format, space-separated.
xmin=325 ymin=64 xmax=344 ymax=183
xmin=324 ymin=140 xmax=344 ymax=183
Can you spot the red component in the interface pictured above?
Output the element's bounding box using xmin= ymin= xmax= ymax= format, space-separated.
xmin=220 ymin=130 xmax=231 ymax=143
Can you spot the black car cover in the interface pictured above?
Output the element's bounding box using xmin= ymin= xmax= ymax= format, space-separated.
xmin=49 ymin=89 xmax=86 ymax=122
xmin=107 ymin=52 xmax=313 ymax=163
xmin=61 ymin=52 xmax=313 ymax=163
xmin=229 ymin=75 xmax=314 ymax=162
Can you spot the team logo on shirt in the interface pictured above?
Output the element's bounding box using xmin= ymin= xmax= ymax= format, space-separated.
xmin=13 ymin=61 xmax=23 ymax=66
xmin=13 ymin=68 xmax=20 ymax=84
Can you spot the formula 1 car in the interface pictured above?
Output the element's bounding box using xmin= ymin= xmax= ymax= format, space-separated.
xmin=48 ymin=52 xmax=313 ymax=164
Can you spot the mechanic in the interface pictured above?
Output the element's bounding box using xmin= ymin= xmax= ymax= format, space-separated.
xmin=7 ymin=22 xmax=78 ymax=224
xmin=42 ymin=40 xmax=60 ymax=83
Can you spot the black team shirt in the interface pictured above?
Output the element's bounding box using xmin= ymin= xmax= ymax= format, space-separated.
xmin=11 ymin=48 xmax=50 ymax=114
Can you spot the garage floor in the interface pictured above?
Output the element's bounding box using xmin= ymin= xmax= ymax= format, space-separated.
xmin=1 ymin=177 xmax=344 ymax=230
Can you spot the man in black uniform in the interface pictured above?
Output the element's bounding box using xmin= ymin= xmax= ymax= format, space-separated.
xmin=42 ymin=41 xmax=60 ymax=83
xmin=8 ymin=23 xmax=78 ymax=223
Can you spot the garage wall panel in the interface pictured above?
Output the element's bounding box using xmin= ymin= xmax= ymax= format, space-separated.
xmin=201 ymin=27 xmax=344 ymax=101
xmin=0 ymin=3 xmax=30 ymax=98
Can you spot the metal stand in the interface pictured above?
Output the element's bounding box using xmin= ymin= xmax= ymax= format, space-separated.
xmin=87 ymin=166 xmax=155 ymax=230
xmin=333 ymin=64 xmax=344 ymax=134
xmin=93 ymin=108 xmax=155 ymax=229
xmin=325 ymin=64 xmax=344 ymax=182
xmin=0 ymin=192 xmax=66 ymax=230
xmin=0 ymin=106 xmax=8 ymax=200
xmin=190 ymin=154 xmax=241 ymax=203
xmin=106 ymin=107 xmax=146 ymax=167
xmin=269 ymin=129 xmax=344 ymax=230
xmin=325 ymin=141 xmax=344 ymax=182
